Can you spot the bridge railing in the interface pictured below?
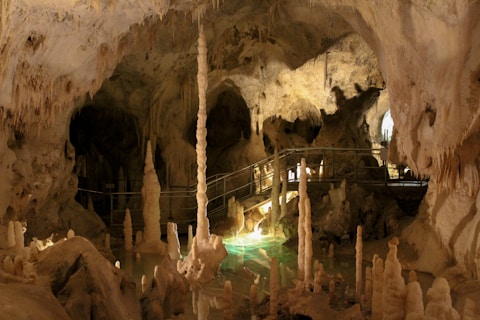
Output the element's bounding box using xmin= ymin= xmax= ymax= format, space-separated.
xmin=76 ymin=147 xmax=426 ymax=230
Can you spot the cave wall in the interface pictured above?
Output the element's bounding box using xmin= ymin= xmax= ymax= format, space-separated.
xmin=316 ymin=0 xmax=480 ymax=277
xmin=0 ymin=0 xmax=478 ymax=280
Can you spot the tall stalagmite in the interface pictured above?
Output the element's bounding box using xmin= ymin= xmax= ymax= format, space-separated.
xmin=270 ymin=147 xmax=280 ymax=234
xmin=195 ymin=23 xmax=209 ymax=242
xmin=304 ymin=197 xmax=313 ymax=287
xmin=297 ymin=158 xmax=307 ymax=280
xmin=355 ymin=225 xmax=363 ymax=301
xmin=176 ymin=23 xmax=227 ymax=291
xmin=136 ymin=140 xmax=164 ymax=253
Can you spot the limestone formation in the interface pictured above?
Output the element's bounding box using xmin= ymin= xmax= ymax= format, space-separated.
xmin=297 ymin=158 xmax=307 ymax=280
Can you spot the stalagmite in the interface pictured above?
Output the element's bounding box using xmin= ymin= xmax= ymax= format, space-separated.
xmin=313 ymin=260 xmax=326 ymax=294
xmin=188 ymin=224 xmax=193 ymax=251
xmin=3 ymin=256 xmax=13 ymax=274
xmin=463 ymin=298 xmax=477 ymax=320
xmin=364 ymin=266 xmax=372 ymax=313
xmin=176 ymin=24 xmax=227 ymax=290
xmin=297 ymin=158 xmax=307 ymax=280
xmin=424 ymin=277 xmax=460 ymax=320
xmin=382 ymin=237 xmax=406 ymax=320
xmin=371 ymin=255 xmax=384 ymax=320
xmin=328 ymin=243 xmax=335 ymax=258
xmin=124 ymin=208 xmax=133 ymax=251
xmin=137 ymin=140 xmax=164 ymax=252
xmin=224 ymin=280 xmax=233 ymax=320
xmin=304 ymin=196 xmax=313 ymax=288
xmin=7 ymin=220 xmax=15 ymax=248
xmin=67 ymin=229 xmax=75 ymax=239
xmin=195 ymin=23 xmax=210 ymax=242
xmin=135 ymin=230 xmax=143 ymax=246
xmin=280 ymin=168 xmax=287 ymax=219
xmin=14 ymin=221 xmax=24 ymax=251
xmin=329 ymin=278 xmax=337 ymax=305
xmin=141 ymin=274 xmax=148 ymax=294
xmin=270 ymin=147 xmax=280 ymax=235
xmin=167 ymin=222 xmax=181 ymax=261
xmin=197 ymin=291 xmax=210 ymax=320
xmin=250 ymin=284 xmax=258 ymax=319
xmin=29 ymin=240 xmax=38 ymax=262
xmin=355 ymin=225 xmax=363 ymax=301
xmin=269 ymin=257 xmax=278 ymax=319
xmin=13 ymin=255 xmax=23 ymax=277
xmin=405 ymin=271 xmax=424 ymax=319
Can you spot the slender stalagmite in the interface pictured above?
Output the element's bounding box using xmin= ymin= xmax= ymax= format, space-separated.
xmin=371 ymin=255 xmax=384 ymax=320
xmin=124 ymin=208 xmax=133 ymax=251
xmin=297 ymin=158 xmax=307 ymax=280
xmin=250 ymin=284 xmax=258 ymax=319
xmin=224 ymin=280 xmax=233 ymax=320
xmin=270 ymin=147 xmax=280 ymax=235
xmin=304 ymin=196 xmax=313 ymax=288
xmin=280 ymin=167 xmax=287 ymax=219
xmin=195 ymin=23 xmax=210 ymax=242
xmin=141 ymin=140 xmax=162 ymax=243
xmin=355 ymin=225 xmax=363 ymax=301
xmin=269 ymin=257 xmax=278 ymax=319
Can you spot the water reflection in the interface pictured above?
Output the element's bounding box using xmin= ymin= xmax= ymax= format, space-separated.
xmin=113 ymin=237 xmax=359 ymax=319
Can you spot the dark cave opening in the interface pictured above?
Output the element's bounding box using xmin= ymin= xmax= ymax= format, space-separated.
xmin=69 ymin=105 xmax=166 ymax=222
xmin=188 ymin=88 xmax=252 ymax=175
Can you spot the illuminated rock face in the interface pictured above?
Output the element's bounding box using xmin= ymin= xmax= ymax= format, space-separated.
xmin=318 ymin=0 xmax=480 ymax=278
xmin=0 ymin=0 xmax=478 ymax=283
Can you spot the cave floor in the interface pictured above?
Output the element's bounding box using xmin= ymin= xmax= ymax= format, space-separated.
xmin=112 ymin=234 xmax=434 ymax=319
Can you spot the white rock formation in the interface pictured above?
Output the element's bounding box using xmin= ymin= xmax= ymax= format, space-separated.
xmin=136 ymin=140 xmax=165 ymax=253
xmin=297 ymin=157 xmax=307 ymax=281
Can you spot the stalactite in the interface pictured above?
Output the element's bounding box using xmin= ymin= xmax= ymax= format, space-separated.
xmin=297 ymin=158 xmax=307 ymax=280
xmin=355 ymin=225 xmax=363 ymax=301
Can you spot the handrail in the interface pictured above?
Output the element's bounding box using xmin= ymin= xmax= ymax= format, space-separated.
xmin=76 ymin=147 xmax=427 ymax=229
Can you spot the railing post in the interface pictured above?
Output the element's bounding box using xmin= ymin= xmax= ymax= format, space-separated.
xmin=354 ymin=150 xmax=357 ymax=182
xmin=223 ymin=176 xmax=226 ymax=208
xmin=259 ymin=164 xmax=263 ymax=194
xmin=110 ymin=192 xmax=114 ymax=226
xmin=250 ymin=165 xmax=253 ymax=196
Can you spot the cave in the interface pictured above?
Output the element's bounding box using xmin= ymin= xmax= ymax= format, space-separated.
xmin=0 ymin=0 xmax=479 ymax=319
